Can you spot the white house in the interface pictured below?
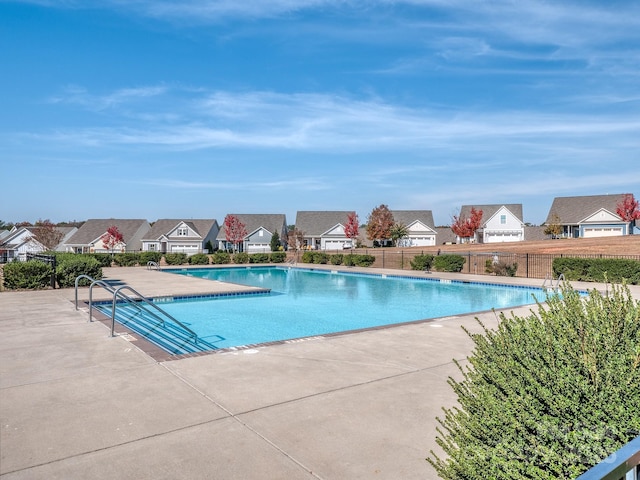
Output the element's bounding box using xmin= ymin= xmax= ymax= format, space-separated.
xmin=0 ymin=227 xmax=46 ymax=262
xmin=294 ymin=211 xmax=356 ymax=250
xmin=457 ymin=204 xmax=525 ymax=243
xmin=391 ymin=210 xmax=437 ymax=247
xmin=141 ymin=219 xmax=219 ymax=255
xmin=63 ymin=219 xmax=150 ymax=253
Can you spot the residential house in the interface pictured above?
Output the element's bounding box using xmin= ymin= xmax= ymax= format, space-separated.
xmin=63 ymin=219 xmax=151 ymax=253
xmin=545 ymin=193 xmax=634 ymax=238
xmin=458 ymin=204 xmax=525 ymax=243
xmin=0 ymin=227 xmax=46 ymax=263
xmin=391 ymin=210 xmax=437 ymax=247
xmin=141 ymin=219 xmax=219 ymax=255
xmin=294 ymin=211 xmax=355 ymax=250
xmin=216 ymin=214 xmax=288 ymax=253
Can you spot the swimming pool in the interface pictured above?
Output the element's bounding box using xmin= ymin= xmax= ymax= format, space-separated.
xmin=155 ymin=266 xmax=544 ymax=350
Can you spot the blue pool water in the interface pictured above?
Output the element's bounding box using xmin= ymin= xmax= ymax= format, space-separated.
xmin=157 ymin=267 xmax=544 ymax=350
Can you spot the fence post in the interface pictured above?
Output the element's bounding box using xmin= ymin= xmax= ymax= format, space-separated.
xmin=526 ymin=253 xmax=529 ymax=278
xmin=382 ymin=250 xmax=385 ymax=269
xmin=401 ymin=251 xmax=404 ymax=270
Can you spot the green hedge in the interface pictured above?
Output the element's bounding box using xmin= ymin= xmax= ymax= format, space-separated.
xmin=188 ymin=253 xmax=210 ymax=265
xmin=249 ymin=253 xmax=270 ymax=263
xmin=344 ymin=254 xmax=375 ymax=267
xmin=553 ymin=257 xmax=640 ymax=284
xmin=410 ymin=254 xmax=434 ymax=271
xmin=433 ymin=254 xmax=465 ymax=272
xmin=56 ymin=256 xmax=102 ymax=287
xmin=330 ymin=254 xmax=343 ymax=265
xmin=139 ymin=251 xmax=162 ymax=264
xmin=90 ymin=253 xmax=113 ymax=267
xmin=233 ymin=252 xmax=249 ymax=264
xmin=270 ymin=252 xmax=287 ymax=263
xmin=164 ymin=253 xmax=188 ymax=265
xmin=3 ymin=260 xmax=53 ymax=290
xmin=211 ymin=252 xmax=231 ymax=264
xmin=113 ymin=252 xmax=140 ymax=267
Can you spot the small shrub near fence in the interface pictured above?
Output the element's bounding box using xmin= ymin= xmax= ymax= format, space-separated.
xmin=211 ymin=252 xmax=231 ymax=264
xmin=485 ymin=259 xmax=518 ymax=277
xmin=164 ymin=253 xmax=188 ymax=265
xmin=56 ymin=256 xmax=102 ymax=287
xmin=3 ymin=260 xmax=53 ymax=290
xmin=410 ymin=254 xmax=434 ymax=271
xmin=249 ymin=253 xmax=270 ymax=264
xmin=188 ymin=253 xmax=210 ymax=265
xmin=553 ymin=257 xmax=640 ymax=284
xmin=139 ymin=251 xmax=162 ymax=264
xmin=270 ymin=252 xmax=287 ymax=263
xmin=433 ymin=254 xmax=466 ymax=272
xmin=233 ymin=252 xmax=249 ymax=264
xmin=113 ymin=252 xmax=140 ymax=267
xmin=330 ymin=254 xmax=343 ymax=265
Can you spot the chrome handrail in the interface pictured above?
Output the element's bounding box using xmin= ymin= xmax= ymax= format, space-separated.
xmin=575 ymin=435 xmax=640 ymax=480
xmin=146 ymin=261 xmax=160 ymax=271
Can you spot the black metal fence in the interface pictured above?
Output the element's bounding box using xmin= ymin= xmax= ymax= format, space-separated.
xmin=26 ymin=253 xmax=57 ymax=289
xmin=296 ymin=249 xmax=640 ymax=280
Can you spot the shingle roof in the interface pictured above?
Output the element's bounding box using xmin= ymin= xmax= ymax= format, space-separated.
xmin=390 ymin=210 xmax=435 ymax=229
xmin=294 ymin=211 xmax=355 ymax=236
xmin=460 ymin=204 xmax=523 ymax=223
xmin=545 ymin=194 xmax=628 ymax=225
xmin=216 ymin=214 xmax=287 ymax=240
xmin=143 ymin=219 xmax=217 ymax=241
xmin=65 ymin=219 xmax=149 ymax=245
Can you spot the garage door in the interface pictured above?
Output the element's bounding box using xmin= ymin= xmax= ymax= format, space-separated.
xmin=583 ymin=227 xmax=623 ymax=238
xmin=324 ymin=240 xmax=342 ymax=250
xmin=171 ymin=244 xmax=199 ymax=253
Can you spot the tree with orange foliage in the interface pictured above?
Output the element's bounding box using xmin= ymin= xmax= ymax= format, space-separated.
xmin=344 ymin=212 xmax=359 ymax=248
xmin=451 ymin=207 xmax=483 ymax=243
xmin=366 ymin=204 xmax=394 ymax=245
xmin=616 ymin=194 xmax=640 ymax=234
xmin=223 ymin=215 xmax=247 ymax=252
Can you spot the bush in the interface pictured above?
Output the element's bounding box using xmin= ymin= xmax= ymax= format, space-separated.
xmin=485 ymin=259 xmax=518 ymax=277
xmin=433 ymin=254 xmax=465 ymax=272
xmin=163 ymin=253 xmax=188 ymax=265
xmin=553 ymin=257 xmax=640 ymax=284
xmin=249 ymin=253 xmax=270 ymax=264
xmin=301 ymin=251 xmax=314 ymax=263
xmin=211 ymin=252 xmax=231 ymax=264
xmin=139 ymin=251 xmax=162 ymax=264
xmin=91 ymin=253 xmax=113 ymax=267
xmin=188 ymin=253 xmax=210 ymax=265
xmin=410 ymin=254 xmax=434 ymax=271
xmin=313 ymin=252 xmax=329 ymax=264
xmin=353 ymin=254 xmax=375 ymax=267
xmin=56 ymin=256 xmax=102 ymax=287
xmin=233 ymin=252 xmax=249 ymax=264
xmin=3 ymin=260 xmax=53 ymax=290
xmin=113 ymin=252 xmax=140 ymax=267
xmin=428 ymin=283 xmax=640 ymax=479
xmin=270 ymin=252 xmax=287 ymax=263
xmin=330 ymin=254 xmax=343 ymax=265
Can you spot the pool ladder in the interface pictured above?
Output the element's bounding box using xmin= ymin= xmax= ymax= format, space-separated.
xmin=74 ymin=274 xmax=199 ymax=344
xmin=542 ymin=273 xmax=565 ymax=292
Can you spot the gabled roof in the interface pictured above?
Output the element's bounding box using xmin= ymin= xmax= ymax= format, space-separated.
xmin=294 ymin=211 xmax=355 ymax=236
xmin=216 ymin=214 xmax=287 ymax=240
xmin=143 ymin=219 xmax=217 ymax=241
xmin=390 ymin=210 xmax=435 ymax=229
xmin=460 ymin=204 xmax=523 ymax=224
xmin=65 ymin=219 xmax=149 ymax=245
xmin=545 ymin=194 xmax=628 ymax=225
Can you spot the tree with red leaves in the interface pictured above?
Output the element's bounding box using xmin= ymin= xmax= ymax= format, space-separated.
xmin=344 ymin=212 xmax=359 ymax=248
xmin=451 ymin=207 xmax=483 ymax=243
xmin=366 ymin=204 xmax=394 ymax=245
xmin=224 ymin=215 xmax=247 ymax=252
xmin=616 ymin=194 xmax=640 ymax=234
xmin=100 ymin=225 xmax=124 ymax=256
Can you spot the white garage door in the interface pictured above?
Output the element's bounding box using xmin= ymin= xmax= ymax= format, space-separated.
xmin=582 ymin=227 xmax=623 ymax=238
xmin=171 ymin=244 xmax=199 ymax=253
xmin=323 ymin=240 xmax=343 ymax=250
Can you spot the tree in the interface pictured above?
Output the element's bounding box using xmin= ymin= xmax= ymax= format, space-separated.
xmin=428 ymin=282 xmax=640 ymax=479
xmin=451 ymin=207 xmax=483 ymax=242
xmin=100 ymin=225 xmax=124 ymax=257
xmin=366 ymin=204 xmax=394 ymax=245
xmin=270 ymin=231 xmax=281 ymax=252
xmin=390 ymin=223 xmax=409 ymax=247
xmin=32 ymin=219 xmax=63 ymax=250
xmin=543 ymin=213 xmax=563 ymax=239
xmin=287 ymin=227 xmax=305 ymax=251
xmin=223 ymin=215 xmax=247 ymax=253
xmin=344 ymin=212 xmax=359 ymax=248
xmin=616 ymin=194 xmax=640 ymax=234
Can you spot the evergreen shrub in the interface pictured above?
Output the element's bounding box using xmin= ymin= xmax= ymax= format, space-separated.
xmin=330 ymin=254 xmax=343 ymax=265
xmin=270 ymin=252 xmax=286 ymax=263
xmin=56 ymin=256 xmax=102 ymax=287
xmin=553 ymin=257 xmax=640 ymax=284
xmin=249 ymin=253 xmax=270 ymax=263
xmin=3 ymin=260 xmax=52 ymax=289
xmin=113 ymin=252 xmax=140 ymax=267
xmin=211 ymin=252 xmax=231 ymax=264
xmin=233 ymin=252 xmax=249 ymax=264
xmin=433 ymin=254 xmax=465 ymax=272
xmin=188 ymin=253 xmax=210 ymax=265
xmin=164 ymin=253 xmax=188 ymax=265
xmin=139 ymin=251 xmax=162 ymax=264
xmin=410 ymin=254 xmax=434 ymax=271
xmin=428 ymin=283 xmax=640 ymax=479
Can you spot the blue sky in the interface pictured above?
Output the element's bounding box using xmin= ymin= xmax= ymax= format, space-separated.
xmin=2 ymin=0 xmax=639 ymax=227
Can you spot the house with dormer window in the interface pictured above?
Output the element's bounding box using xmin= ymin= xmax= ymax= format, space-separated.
xmin=216 ymin=214 xmax=287 ymax=253
xmin=141 ymin=219 xmax=219 ymax=254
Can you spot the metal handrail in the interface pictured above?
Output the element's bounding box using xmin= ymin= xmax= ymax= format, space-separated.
xmin=147 ymin=261 xmax=160 ymax=270
xmin=575 ymin=435 xmax=640 ymax=480
xmin=542 ymin=273 xmax=565 ymax=292
xmin=110 ymin=284 xmax=198 ymax=343
xmin=75 ymin=274 xmax=198 ymax=344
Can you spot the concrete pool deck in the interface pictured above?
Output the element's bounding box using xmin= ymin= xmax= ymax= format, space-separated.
xmin=1 ymin=266 xmax=638 ymax=479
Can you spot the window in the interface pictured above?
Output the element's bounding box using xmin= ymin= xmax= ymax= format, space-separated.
xmin=259 ymin=229 xmax=264 ymax=237
xmin=177 ymin=228 xmax=188 ymax=236
xmin=500 ymin=215 xmax=507 ymax=224
xmin=149 ymin=244 xmax=156 ymax=251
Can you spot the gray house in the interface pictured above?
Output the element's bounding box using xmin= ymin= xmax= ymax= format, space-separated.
xmin=216 ymin=214 xmax=288 ymax=253
xmin=141 ymin=219 xmax=219 ymax=255
xmin=294 ymin=211 xmax=356 ymax=250
xmin=545 ymin=194 xmax=634 ymax=238
xmin=64 ymin=219 xmax=150 ymax=253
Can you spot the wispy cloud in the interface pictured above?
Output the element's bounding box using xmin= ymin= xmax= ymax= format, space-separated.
xmin=49 ymin=85 xmax=168 ymax=111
